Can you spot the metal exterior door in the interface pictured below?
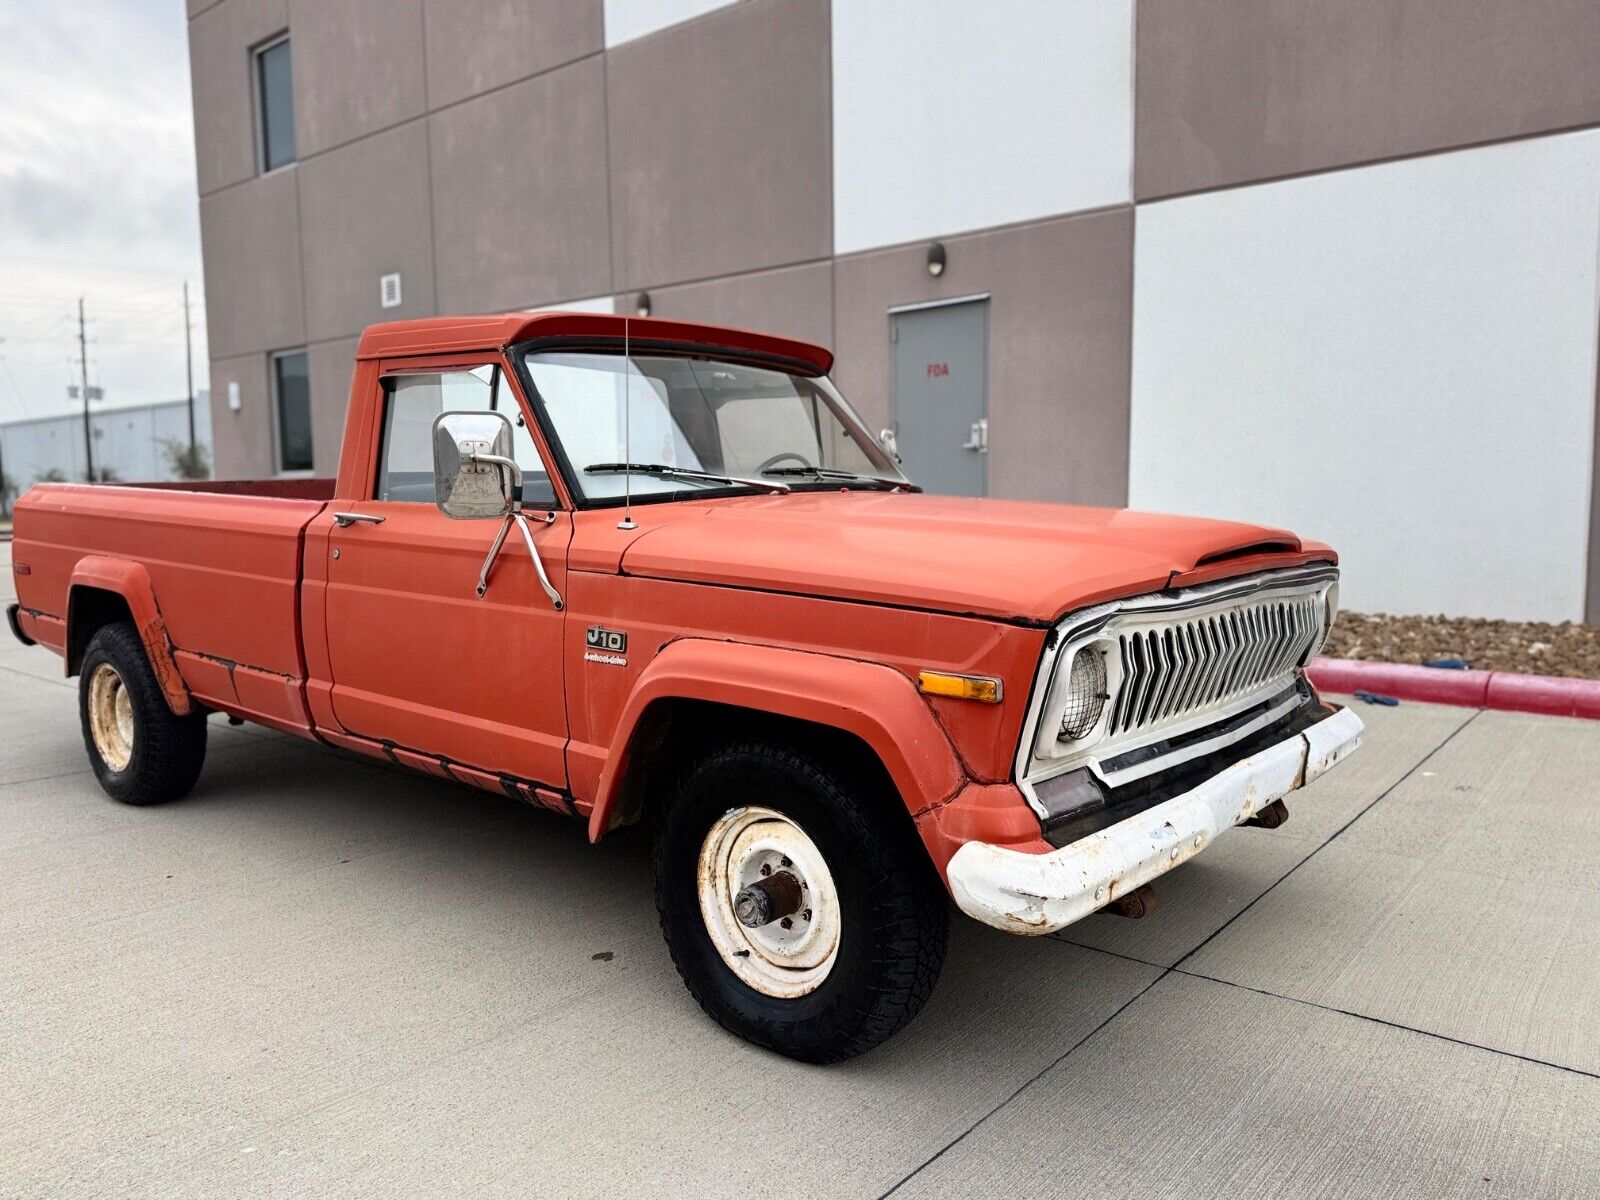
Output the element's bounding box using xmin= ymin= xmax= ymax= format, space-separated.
xmin=890 ymin=299 xmax=988 ymax=496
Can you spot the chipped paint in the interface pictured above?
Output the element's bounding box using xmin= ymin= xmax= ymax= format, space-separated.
xmin=948 ymin=706 xmax=1364 ymax=936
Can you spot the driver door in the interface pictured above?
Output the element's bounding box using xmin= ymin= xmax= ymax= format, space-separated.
xmin=321 ymin=360 xmax=570 ymax=787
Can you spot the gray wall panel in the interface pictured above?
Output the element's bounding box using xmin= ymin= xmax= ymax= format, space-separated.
xmin=288 ymin=0 xmax=427 ymax=156
xmin=198 ymin=168 xmax=306 ymax=360
xmin=429 ymin=58 xmax=612 ymax=313
xmin=189 ymin=0 xmax=291 ymax=195
xmin=632 ymin=261 xmax=833 ymax=351
xmin=832 ymin=210 xmax=1134 ymax=507
xmin=423 ymin=0 xmax=602 ymax=109
xmin=208 ymin=353 xmax=275 ymax=479
xmin=298 ymin=121 xmax=437 ymax=342
xmin=606 ymin=0 xmax=831 ymax=290
xmin=1136 ymin=0 xmax=1600 ymax=199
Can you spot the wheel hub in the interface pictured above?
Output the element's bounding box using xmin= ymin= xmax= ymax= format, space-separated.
xmin=698 ymin=807 xmax=840 ymax=998
xmin=87 ymin=663 xmax=135 ymax=772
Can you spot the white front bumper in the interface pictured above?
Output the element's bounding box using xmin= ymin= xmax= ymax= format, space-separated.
xmin=947 ymin=705 xmax=1364 ymax=935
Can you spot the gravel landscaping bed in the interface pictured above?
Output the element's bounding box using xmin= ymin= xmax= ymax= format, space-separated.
xmin=1324 ymin=611 xmax=1600 ymax=679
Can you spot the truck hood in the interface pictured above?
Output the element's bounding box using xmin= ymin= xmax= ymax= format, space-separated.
xmin=616 ymin=492 xmax=1333 ymax=624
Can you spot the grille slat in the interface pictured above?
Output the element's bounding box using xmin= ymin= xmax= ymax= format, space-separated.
xmin=1107 ymin=590 xmax=1322 ymax=736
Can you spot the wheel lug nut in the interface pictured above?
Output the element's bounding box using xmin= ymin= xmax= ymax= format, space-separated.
xmin=802 ymin=909 xmax=812 ymax=921
xmin=759 ymin=864 xmax=771 ymax=876
xmin=780 ymin=917 xmax=793 ymax=930
xmin=780 ymin=857 xmax=791 ymax=868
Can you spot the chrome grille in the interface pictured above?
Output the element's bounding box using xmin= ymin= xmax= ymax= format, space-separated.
xmin=1106 ymin=594 xmax=1324 ymax=738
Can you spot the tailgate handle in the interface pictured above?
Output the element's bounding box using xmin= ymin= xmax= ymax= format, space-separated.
xmin=333 ymin=512 xmax=385 ymax=527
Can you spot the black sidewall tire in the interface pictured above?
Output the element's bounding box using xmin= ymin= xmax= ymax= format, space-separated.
xmin=78 ymin=623 xmax=206 ymax=806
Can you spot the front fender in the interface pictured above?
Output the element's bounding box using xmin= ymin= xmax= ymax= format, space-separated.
xmin=588 ymin=639 xmax=966 ymax=842
xmin=68 ymin=557 xmax=191 ymax=715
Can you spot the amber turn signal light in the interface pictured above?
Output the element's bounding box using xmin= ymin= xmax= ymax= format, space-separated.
xmin=917 ymin=671 xmax=1003 ymax=704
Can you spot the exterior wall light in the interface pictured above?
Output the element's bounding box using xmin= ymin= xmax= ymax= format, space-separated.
xmin=927 ymin=242 xmax=946 ymax=277
xmin=634 ymin=291 xmax=651 ymax=317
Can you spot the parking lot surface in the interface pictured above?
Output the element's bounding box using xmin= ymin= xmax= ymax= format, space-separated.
xmin=4 ymin=539 xmax=1598 ymax=1199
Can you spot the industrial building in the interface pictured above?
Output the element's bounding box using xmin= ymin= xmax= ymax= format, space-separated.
xmin=186 ymin=0 xmax=1600 ymax=621
xmin=1 ymin=395 xmax=212 ymax=501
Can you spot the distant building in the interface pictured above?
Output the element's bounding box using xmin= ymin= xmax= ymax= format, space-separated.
xmin=0 ymin=395 xmax=212 ymax=495
xmin=185 ymin=2 xmax=1600 ymax=623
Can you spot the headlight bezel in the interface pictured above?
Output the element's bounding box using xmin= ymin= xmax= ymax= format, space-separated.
xmin=1035 ymin=636 xmax=1123 ymax=762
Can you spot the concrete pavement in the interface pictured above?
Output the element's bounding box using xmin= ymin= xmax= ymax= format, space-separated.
xmin=3 ymin=539 xmax=1598 ymax=1198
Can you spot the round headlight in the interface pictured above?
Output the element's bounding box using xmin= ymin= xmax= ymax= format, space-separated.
xmin=1058 ymin=647 xmax=1108 ymax=741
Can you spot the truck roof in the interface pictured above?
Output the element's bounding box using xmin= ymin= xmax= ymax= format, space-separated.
xmin=355 ymin=311 xmax=833 ymax=375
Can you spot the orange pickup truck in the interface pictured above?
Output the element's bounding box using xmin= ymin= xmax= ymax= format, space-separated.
xmin=8 ymin=311 xmax=1360 ymax=1061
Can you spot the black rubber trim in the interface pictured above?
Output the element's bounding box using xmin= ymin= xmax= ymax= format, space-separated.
xmin=6 ymin=603 xmax=34 ymax=647
xmin=1039 ymin=687 xmax=1334 ymax=849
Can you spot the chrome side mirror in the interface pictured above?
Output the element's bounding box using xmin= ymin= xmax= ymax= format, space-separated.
xmin=432 ymin=410 xmax=519 ymax=520
xmin=431 ymin=409 xmax=563 ymax=611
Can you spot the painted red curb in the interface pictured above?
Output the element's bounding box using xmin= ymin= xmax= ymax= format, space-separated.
xmin=1307 ymin=657 xmax=1600 ymax=720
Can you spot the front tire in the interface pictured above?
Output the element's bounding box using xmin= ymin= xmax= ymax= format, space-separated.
xmin=78 ymin=622 xmax=207 ymax=805
xmin=654 ymin=740 xmax=948 ymax=1063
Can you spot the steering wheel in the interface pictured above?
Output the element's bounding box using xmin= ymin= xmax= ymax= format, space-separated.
xmin=756 ymin=452 xmax=813 ymax=474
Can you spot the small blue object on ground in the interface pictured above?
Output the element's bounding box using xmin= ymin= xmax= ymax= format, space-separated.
xmin=1422 ymin=657 xmax=1470 ymax=670
xmin=1353 ymin=689 xmax=1400 ymax=706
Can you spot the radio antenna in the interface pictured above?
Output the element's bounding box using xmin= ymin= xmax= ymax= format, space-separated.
xmin=618 ymin=315 xmax=636 ymax=530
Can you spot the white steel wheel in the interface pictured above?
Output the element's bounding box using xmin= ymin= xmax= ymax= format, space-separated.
xmin=696 ymin=805 xmax=842 ymax=999
xmin=87 ymin=662 xmax=135 ymax=772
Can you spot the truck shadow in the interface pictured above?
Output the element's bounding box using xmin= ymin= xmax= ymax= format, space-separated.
xmin=182 ymin=723 xmax=1158 ymax=1078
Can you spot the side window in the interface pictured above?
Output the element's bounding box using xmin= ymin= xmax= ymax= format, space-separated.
xmin=376 ymin=366 xmax=555 ymax=505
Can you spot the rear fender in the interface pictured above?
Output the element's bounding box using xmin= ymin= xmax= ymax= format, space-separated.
xmin=589 ymin=639 xmax=965 ymax=842
xmin=67 ymin=557 xmax=192 ymax=715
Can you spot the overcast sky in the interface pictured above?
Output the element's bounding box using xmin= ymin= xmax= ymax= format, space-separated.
xmin=0 ymin=0 xmax=205 ymax=421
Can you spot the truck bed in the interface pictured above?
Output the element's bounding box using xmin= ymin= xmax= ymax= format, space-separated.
xmin=11 ymin=480 xmax=334 ymax=732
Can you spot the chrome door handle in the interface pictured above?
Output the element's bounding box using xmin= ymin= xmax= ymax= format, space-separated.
xmin=333 ymin=512 xmax=385 ymax=527
xmin=961 ymin=418 xmax=988 ymax=453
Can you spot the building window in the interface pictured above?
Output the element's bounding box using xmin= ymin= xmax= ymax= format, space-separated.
xmin=272 ymin=351 xmax=312 ymax=473
xmin=255 ymin=35 xmax=296 ymax=173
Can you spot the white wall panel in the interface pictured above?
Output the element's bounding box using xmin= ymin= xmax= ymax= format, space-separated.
xmin=1130 ymin=131 xmax=1600 ymax=622
xmin=528 ymin=295 xmax=617 ymax=314
xmin=604 ymin=0 xmax=738 ymax=47
xmin=831 ymin=0 xmax=1132 ymax=254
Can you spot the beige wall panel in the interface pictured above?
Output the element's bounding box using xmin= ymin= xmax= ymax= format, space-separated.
xmin=308 ymin=338 xmax=360 ymax=477
xmin=298 ymin=121 xmax=436 ymax=342
xmin=633 ymin=262 xmax=833 ymax=350
xmin=832 ymin=210 xmax=1133 ymax=507
xmin=188 ymin=0 xmax=290 ymax=195
xmin=423 ymin=0 xmax=602 ymax=108
xmin=430 ymin=57 xmax=612 ymax=313
xmin=207 ymin=354 xmax=274 ymax=479
xmin=288 ymin=0 xmax=427 ymax=156
xmin=198 ymin=169 xmax=306 ymax=360
xmin=606 ymin=0 xmax=831 ymax=290
xmin=1136 ymin=0 xmax=1600 ymax=199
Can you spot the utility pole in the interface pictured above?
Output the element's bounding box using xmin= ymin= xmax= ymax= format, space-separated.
xmin=78 ymin=297 xmax=95 ymax=483
xmin=183 ymin=281 xmax=196 ymax=453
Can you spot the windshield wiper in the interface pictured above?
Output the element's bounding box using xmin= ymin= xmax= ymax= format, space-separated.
xmin=761 ymin=466 xmax=909 ymax=490
xmin=585 ymin=462 xmax=790 ymax=493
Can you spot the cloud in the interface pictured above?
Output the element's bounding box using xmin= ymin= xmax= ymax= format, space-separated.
xmin=0 ymin=0 xmax=206 ymax=419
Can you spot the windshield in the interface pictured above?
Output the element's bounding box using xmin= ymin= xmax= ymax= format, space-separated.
xmin=519 ymin=350 xmax=910 ymax=502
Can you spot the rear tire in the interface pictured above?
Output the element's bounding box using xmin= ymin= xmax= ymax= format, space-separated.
xmin=78 ymin=622 xmax=206 ymax=805
xmin=653 ymin=740 xmax=948 ymax=1063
